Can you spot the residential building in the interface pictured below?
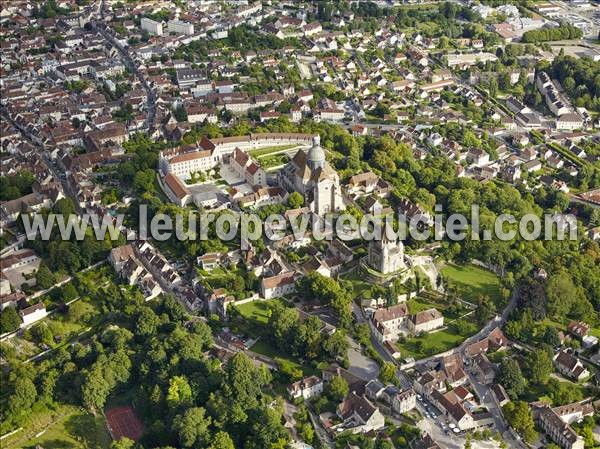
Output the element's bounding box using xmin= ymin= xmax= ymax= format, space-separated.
xmin=335 ymin=392 xmax=385 ymax=434
xmin=141 ymin=17 xmax=163 ymax=36
xmin=556 ymin=113 xmax=583 ymax=131
xmin=369 ymin=303 xmax=409 ymax=343
xmin=553 ymin=350 xmax=590 ymax=381
xmin=288 ymin=375 xmax=323 ymax=400
xmin=19 ymin=302 xmax=47 ymax=327
xmin=392 ymin=388 xmax=417 ymax=415
xmin=260 ymin=271 xmax=297 ymax=299
xmin=167 ymin=19 xmax=194 ymax=35
xmin=408 ymin=308 xmax=444 ymax=334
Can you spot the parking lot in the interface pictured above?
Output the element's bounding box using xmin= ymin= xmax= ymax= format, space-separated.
xmin=415 ymin=393 xmax=507 ymax=449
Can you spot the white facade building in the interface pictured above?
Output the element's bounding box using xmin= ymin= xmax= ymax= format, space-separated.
xmin=19 ymin=302 xmax=47 ymax=327
xmin=141 ymin=17 xmax=163 ymax=36
xmin=167 ymin=19 xmax=194 ymax=35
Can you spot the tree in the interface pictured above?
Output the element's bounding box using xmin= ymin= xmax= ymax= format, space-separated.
xmin=36 ymin=263 xmax=56 ymax=289
xmin=82 ymin=351 xmax=131 ymax=411
xmin=268 ymin=303 xmax=298 ymax=350
xmin=296 ymin=316 xmax=323 ymax=360
xmin=379 ymin=362 xmax=396 ymax=384
xmin=323 ymin=330 xmax=349 ymax=360
xmin=515 ymin=278 xmax=546 ymax=320
xmin=546 ymin=271 xmax=579 ymax=317
xmin=377 ymin=439 xmax=394 ymax=449
xmin=173 ymin=105 xmax=188 ymax=122
xmin=208 ymin=431 xmax=235 ymax=449
xmin=287 ymin=191 xmax=304 ymax=209
xmin=0 ymin=307 xmax=22 ymax=334
xmin=464 ymin=434 xmax=472 ymax=449
xmin=135 ymin=308 xmax=160 ymax=337
xmin=523 ymin=349 xmax=553 ymax=385
xmin=221 ymin=353 xmax=265 ymax=420
xmin=590 ymin=208 xmax=600 ymax=227
xmin=475 ymin=295 xmax=494 ymax=326
xmin=172 ymin=407 xmax=211 ymax=448
xmin=61 ymin=283 xmax=78 ymax=302
xmin=82 ymin=363 xmax=111 ymax=411
xmin=488 ymin=78 xmax=498 ymax=98
xmin=543 ymin=326 xmax=561 ymax=348
xmin=111 ymin=438 xmax=134 ymax=449
xmin=547 ymin=378 xmax=583 ymax=405
xmin=167 ymin=375 xmax=193 ymax=409
xmin=53 ymin=197 xmax=77 ymax=216
xmin=31 ymin=323 xmax=54 ymax=346
xmin=245 ymin=406 xmax=290 ymax=449
xmin=502 ymin=401 xmax=537 ymax=443
xmin=329 ymin=375 xmax=349 ymax=401
xmin=8 ymin=377 xmax=37 ymax=415
xmin=296 ymin=272 xmax=352 ymax=328
xmin=497 ymin=359 xmax=526 ymax=399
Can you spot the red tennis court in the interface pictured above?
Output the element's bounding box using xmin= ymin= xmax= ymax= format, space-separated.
xmin=105 ymin=405 xmax=144 ymax=441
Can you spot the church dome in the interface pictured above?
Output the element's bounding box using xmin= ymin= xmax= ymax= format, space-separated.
xmin=307 ymin=136 xmax=325 ymax=170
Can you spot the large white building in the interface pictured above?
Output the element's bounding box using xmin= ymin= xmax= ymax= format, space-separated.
xmin=369 ymin=303 xmax=409 ymax=343
xmin=141 ymin=17 xmax=163 ymax=36
xmin=287 ymin=375 xmax=323 ymax=400
xmin=159 ymin=133 xmax=315 ymax=181
xmin=445 ymin=52 xmax=497 ymax=68
xmin=19 ymin=302 xmax=47 ymax=327
xmin=279 ymin=137 xmax=346 ymax=216
xmin=167 ymin=19 xmax=194 ymax=35
xmin=556 ymin=113 xmax=583 ymax=130
xmin=160 ymin=149 xmax=217 ymax=181
xmin=408 ymin=308 xmax=444 ymax=334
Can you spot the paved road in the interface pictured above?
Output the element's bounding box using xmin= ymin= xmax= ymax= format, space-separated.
xmin=91 ymin=0 xmax=157 ymax=131
xmin=346 ymin=335 xmax=380 ymax=381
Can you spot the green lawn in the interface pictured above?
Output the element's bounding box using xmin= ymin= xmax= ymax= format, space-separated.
xmin=342 ymin=268 xmax=378 ymax=299
xmin=395 ymin=329 xmax=466 ymax=360
xmin=440 ymin=263 xmax=503 ymax=305
xmin=236 ymin=300 xmax=274 ymax=324
xmin=260 ymin=153 xmax=289 ymax=170
xmin=406 ymin=296 xmax=443 ymax=314
xmin=249 ymin=144 xmax=298 ymax=158
xmin=3 ymin=406 xmax=111 ymax=449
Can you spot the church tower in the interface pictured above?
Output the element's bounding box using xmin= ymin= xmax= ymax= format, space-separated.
xmin=368 ymin=227 xmax=406 ymax=274
xmin=307 ymin=136 xmax=325 ymax=171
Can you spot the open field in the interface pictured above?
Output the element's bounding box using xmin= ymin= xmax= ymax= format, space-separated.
xmin=260 ymin=153 xmax=289 ymax=170
xmin=395 ymin=328 xmax=467 ymax=360
xmin=236 ymin=299 xmax=273 ymax=324
xmin=439 ymin=263 xmax=503 ymax=305
xmin=2 ymin=406 xmax=111 ymax=449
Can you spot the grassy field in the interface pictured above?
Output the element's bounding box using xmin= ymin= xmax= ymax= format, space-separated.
xmin=3 ymin=406 xmax=111 ymax=449
xmin=395 ymin=328 xmax=466 ymax=360
xmin=236 ymin=299 xmax=274 ymax=324
xmin=342 ymin=268 xmax=378 ymax=299
xmin=406 ymin=296 xmax=443 ymax=314
xmin=260 ymin=153 xmax=289 ymax=170
xmin=440 ymin=263 xmax=503 ymax=305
